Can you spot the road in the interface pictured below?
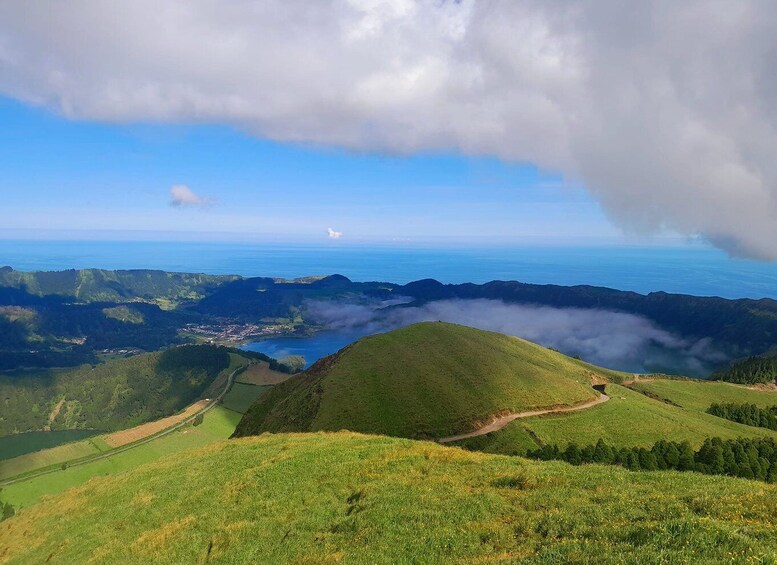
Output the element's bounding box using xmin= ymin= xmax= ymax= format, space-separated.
xmin=437 ymin=390 xmax=610 ymax=444
xmin=0 ymin=366 xmax=242 ymax=487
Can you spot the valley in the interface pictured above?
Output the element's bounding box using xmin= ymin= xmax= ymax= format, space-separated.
xmin=2 ymin=272 xmax=777 ymax=563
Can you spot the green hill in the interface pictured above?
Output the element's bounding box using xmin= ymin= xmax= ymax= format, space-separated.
xmin=0 ymin=266 xmax=237 ymax=305
xmin=2 ymin=432 xmax=776 ymax=564
xmin=0 ymin=345 xmax=235 ymax=439
xmin=234 ymin=322 xmax=624 ymax=440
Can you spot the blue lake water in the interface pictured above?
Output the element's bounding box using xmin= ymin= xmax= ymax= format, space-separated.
xmin=242 ymin=330 xmax=368 ymax=369
xmin=2 ymin=239 xmax=777 ymax=299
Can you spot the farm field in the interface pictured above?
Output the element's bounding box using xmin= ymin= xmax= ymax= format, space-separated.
xmin=220 ymin=383 xmax=270 ymax=414
xmin=458 ymin=384 xmax=777 ymax=454
xmin=104 ymin=400 xmax=210 ymax=448
xmin=235 ymin=361 xmax=291 ymax=385
xmin=1 ymin=406 xmax=240 ymax=510
xmin=0 ymin=436 xmax=110 ymax=481
xmin=3 ymin=432 xmax=777 ymax=564
xmin=0 ymin=429 xmax=102 ymax=461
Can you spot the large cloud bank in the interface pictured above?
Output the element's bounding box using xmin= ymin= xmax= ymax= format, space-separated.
xmin=305 ymin=298 xmax=726 ymax=375
xmin=1 ymin=1 xmax=776 ymax=258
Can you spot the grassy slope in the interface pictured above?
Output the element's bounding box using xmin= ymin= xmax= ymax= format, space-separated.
xmin=459 ymin=384 xmax=777 ymax=454
xmin=0 ymin=345 xmax=234 ymax=435
xmin=1 ymin=406 xmax=240 ymax=510
xmin=236 ymin=322 xmax=623 ymax=439
xmin=629 ymin=379 xmax=777 ymax=412
xmin=2 ymin=432 xmax=777 ymax=564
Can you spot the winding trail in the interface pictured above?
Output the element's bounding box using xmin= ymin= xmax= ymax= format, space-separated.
xmin=0 ymin=366 xmax=242 ymax=487
xmin=437 ymin=390 xmax=610 ymax=444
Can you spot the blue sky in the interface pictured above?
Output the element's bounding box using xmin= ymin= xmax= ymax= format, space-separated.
xmin=0 ymin=95 xmax=667 ymax=246
xmin=0 ymin=3 xmax=774 ymax=259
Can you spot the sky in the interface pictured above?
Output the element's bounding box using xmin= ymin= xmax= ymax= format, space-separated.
xmin=0 ymin=95 xmax=623 ymax=245
xmin=0 ymin=1 xmax=775 ymax=257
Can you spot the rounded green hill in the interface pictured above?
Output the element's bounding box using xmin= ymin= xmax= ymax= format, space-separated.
xmin=234 ymin=322 xmax=620 ymax=439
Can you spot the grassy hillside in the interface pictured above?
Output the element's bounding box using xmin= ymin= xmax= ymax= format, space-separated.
xmin=629 ymin=378 xmax=777 ymax=413
xmin=458 ymin=384 xmax=777 ymax=455
xmin=0 ymin=267 xmax=237 ymax=305
xmin=0 ymin=345 xmax=235 ymax=436
xmin=2 ymin=432 xmax=777 ymax=564
xmin=235 ymin=322 xmax=622 ymax=439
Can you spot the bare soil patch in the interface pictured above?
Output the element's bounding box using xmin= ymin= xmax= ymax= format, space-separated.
xmin=45 ymin=398 xmax=66 ymax=431
xmin=748 ymin=383 xmax=777 ymax=392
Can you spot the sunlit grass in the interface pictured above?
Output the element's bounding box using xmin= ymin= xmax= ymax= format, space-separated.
xmin=2 ymin=432 xmax=776 ymax=563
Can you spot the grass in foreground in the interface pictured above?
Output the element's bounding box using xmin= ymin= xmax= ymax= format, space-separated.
xmin=459 ymin=384 xmax=777 ymax=454
xmin=1 ymin=406 xmax=240 ymax=510
xmin=2 ymin=432 xmax=777 ymax=564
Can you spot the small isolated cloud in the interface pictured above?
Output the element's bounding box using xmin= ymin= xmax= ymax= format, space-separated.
xmin=327 ymin=227 xmax=343 ymax=239
xmin=169 ymin=184 xmax=212 ymax=208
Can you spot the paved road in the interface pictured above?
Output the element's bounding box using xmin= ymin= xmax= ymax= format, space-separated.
xmin=0 ymin=366 xmax=241 ymax=487
xmin=437 ymin=390 xmax=610 ymax=444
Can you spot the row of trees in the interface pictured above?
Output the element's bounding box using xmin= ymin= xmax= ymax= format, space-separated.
xmin=707 ymin=402 xmax=777 ymax=431
xmin=527 ymin=437 xmax=777 ymax=483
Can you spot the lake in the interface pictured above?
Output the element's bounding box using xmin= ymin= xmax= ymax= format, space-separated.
xmin=242 ymin=329 xmax=369 ymax=369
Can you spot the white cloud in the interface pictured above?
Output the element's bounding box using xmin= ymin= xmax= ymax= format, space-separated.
xmin=305 ymin=298 xmax=728 ymax=375
xmin=169 ymin=184 xmax=210 ymax=208
xmin=327 ymin=227 xmax=344 ymax=239
xmin=1 ymin=2 xmax=776 ymax=258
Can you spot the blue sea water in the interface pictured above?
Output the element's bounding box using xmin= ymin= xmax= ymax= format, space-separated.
xmin=1 ymin=239 xmax=777 ymax=299
xmin=2 ymin=239 xmax=777 ymax=300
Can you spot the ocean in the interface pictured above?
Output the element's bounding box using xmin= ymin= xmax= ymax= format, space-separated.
xmin=1 ymin=239 xmax=777 ymax=300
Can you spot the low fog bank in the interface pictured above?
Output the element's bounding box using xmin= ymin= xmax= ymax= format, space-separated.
xmin=305 ymin=298 xmax=727 ymax=377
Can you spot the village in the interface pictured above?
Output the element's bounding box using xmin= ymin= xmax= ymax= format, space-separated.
xmin=181 ymin=321 xmax=290 ymax=344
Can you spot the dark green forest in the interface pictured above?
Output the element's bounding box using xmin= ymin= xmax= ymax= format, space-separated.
xmin=707 ymin=402 xmax=777 ymax=431
xmin=713 ymin=355 xmax=777 ymax=384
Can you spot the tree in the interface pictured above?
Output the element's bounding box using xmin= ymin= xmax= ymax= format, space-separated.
xmin=678 ymin=441 xmax=695 ymax=471
xmin=594 ymin=439 xmax=615 ymax=464
xmin=565 ymin=443 xmax=582 ymax=466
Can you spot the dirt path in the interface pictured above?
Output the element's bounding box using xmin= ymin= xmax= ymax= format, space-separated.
xmin=437 ymin=391 xmax=610 ymax=444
